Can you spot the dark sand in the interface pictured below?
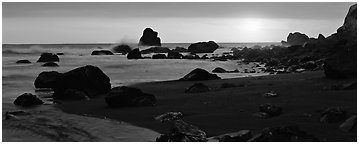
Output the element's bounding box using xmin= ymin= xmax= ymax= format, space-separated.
xmin=58 ymin=71 xmax=356 ymax=142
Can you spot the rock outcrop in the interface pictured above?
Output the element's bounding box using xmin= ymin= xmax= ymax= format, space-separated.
xmin=324 ymin=4 xmax=357 ymax=79
xmin=187 ymin=41 xmax=219 ymax=53
xmin=139 ymin=28 xmax=161 ymax=46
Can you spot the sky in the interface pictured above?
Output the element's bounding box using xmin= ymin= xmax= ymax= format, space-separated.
xmin=2 ymin=2 xmax=356 ymax=43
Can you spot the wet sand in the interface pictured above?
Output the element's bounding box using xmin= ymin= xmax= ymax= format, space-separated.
xmin=2 ymin=103 xmax=160 ymax=142
xmin=57 ymin=71 xmax=356 ymax=142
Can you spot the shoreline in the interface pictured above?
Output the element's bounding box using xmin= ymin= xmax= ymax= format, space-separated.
xmin=57 ymin=71 xmax=356 ymax=141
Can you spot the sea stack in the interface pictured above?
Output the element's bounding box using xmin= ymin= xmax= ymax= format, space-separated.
xmin=139 ymin=28 xmax=161 ymax=46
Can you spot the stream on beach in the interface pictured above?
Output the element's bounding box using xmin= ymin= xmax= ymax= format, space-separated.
xmin=2 ymin=43 xmax=275 ymax=141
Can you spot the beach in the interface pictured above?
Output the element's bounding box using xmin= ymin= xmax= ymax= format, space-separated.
xmin=57 ymin=70 xmax=356 ymax=142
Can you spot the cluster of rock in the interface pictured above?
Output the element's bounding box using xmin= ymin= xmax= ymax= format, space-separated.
xmin=230 ymin=4 xmax=357 ymax=78
xmin=155 ymin=111 xmax=320 ymax=142
xmin=16 ymin=52 xmax=61 ymax=67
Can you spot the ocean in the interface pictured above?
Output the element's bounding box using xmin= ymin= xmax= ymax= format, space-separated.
xmin=2 ymin=42 xmax=279 ymax=104
xmin=3 ymin=42 xmax=281 ymax=141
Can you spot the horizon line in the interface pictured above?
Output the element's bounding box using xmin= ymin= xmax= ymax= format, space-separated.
xmin=2 ymin=41 xmax=281 ymax=45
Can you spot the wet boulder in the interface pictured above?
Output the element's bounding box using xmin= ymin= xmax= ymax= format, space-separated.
xmin=34 ymin=71 xmax=63 ymax=88
xmin=105 ymin=86 xmax=156 ymax=107
xmin=249 ymin=126 xmax=319 ymax=142
xmin=13 ymin=93 xmax=44 ymax=107
xmin=112 ymin=44 xmax=132 ymax=54
xmin=139 ymin=28 xmax=161 ymax=46
xmin=185 ymin=83 xmax=210 ymax=93
xmin=16 ymin=60 xmax=31 ymax=64
xmin=52 ymin=65 xmax=111 ymax=99
xmin=320 ymin=107 xmax=348 ymax=123
xmin=179 ymin=68 xmax=221 ymax=81
xmin=91 ymin=49 xmax=114 ymax=55
xmin=152 ymin=54 xmax=167 ymax=59
xmin=41 ymin=62 xmax=59 ymax=67
xmin=127 ymin=48 xmax=143 ymax=59
xmin=167 ymin=51 xmax=183 ymax=59
xmin=212 ymin=67 xmax=228 ymax=73
xmin=188 ymin=41 xmax=219 ymax=53
xmin=156 ymin=120 xmax=207 ymax=142
xmin=37 ymin=53 xmax=59 ymax=62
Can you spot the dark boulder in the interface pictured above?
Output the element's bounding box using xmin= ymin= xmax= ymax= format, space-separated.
xmin=320 ymin=107 xmax=348 ymax=123
xmin=56 ymin=52 xmax=64 ymax=55
xmin=127 ymin=48 xmax=143 ymax=59
xmin=167 ymin=51 xmax=183 ymax=59
xmin=52 ymin=65 xmax=111 ymax=99
xmin=212 ymin=67 xmax=228 ymax=73
xmin=249 ymin=126 xmax=319 ymax=142
xmin=152 ymin=54 xmax=167 ymax=59
xmin=179 ymin=68 xmax=221 ymax=81
xmin=34 ymin=71 xmax=63 ymax=88
xmin=156 ymin=120 xmax=207 ymax=142
xmin=185 ymin=83 xmax=210 ymax=93
xmin=16 ymin=60 xmax=31 ymax=64
xmin=188 ymin=41 xmax=219 ymax=53
xmin=105 ymin=86 xmax=156 ymax=107
xmin=13 ymin=93 xmax=44 ymax=107
xmin=37 ymin=53 xmax=59 ymax=62
xmin=286 ymin=32 xmax=309 ymax=46
xmin=112 ymin=44 xmax=132 ymax=54
xmin=41 ymin=62 xmax=59 ymax=67
xmin=91 ymin=49 xmax=114 ymax=55
xmin=139 ymin=28 xmax=161 ymax=46
xmin=141 ymin=47 xmax=170 ymax=54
